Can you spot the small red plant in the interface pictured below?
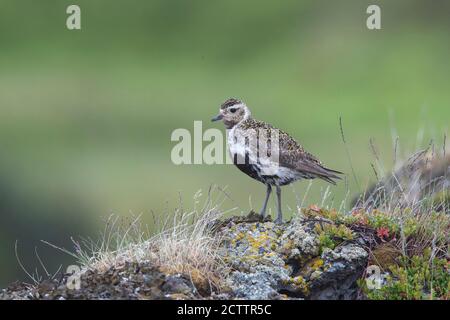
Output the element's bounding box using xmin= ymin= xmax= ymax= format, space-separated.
xmin=376 ymin=227 xmax=390 ymax=240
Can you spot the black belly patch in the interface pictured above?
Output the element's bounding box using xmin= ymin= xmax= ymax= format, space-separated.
xmin=235 ymin=163 xmax=263 ymax=182
xmin=234 ymin=162 xmax=298 ymax=186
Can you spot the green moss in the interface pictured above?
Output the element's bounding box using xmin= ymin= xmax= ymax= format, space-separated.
xmin=314 ymin=222 xmax=354 ymax=254
xmin=303 ymin=206 xmax=344 ymax=223
xmin=367 ymin=210 xmax=399 ymax=233
xmin=302 ymin=205 xmax=449 ymax=243
xmin=360 ymin=249 xmax=450 ymax=300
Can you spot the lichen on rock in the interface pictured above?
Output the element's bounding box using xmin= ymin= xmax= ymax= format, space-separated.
xmin=218 ymin=212 xmax=368 ymax=300
xmin=1 ymin=211 xmax=373 ymax=300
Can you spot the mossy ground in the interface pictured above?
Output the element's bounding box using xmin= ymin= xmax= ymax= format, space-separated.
xmin=302 ymin=205 xmax=450 ymax=300
xmin=1 ymin=206 xmax=448 ymax=300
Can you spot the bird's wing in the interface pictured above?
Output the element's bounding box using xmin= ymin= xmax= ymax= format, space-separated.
xmin=236 ymin=119 xmax=343 ymax=183
xmin=275 ymin=128 xmax=343 ymax=183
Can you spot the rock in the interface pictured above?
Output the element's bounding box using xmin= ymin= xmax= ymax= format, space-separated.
xmin=219 ymin=216 xmax=368 ymax=300
xmin=1 ymin=262 xmax=199 ymax=300
xmin=307 ymin=245 xmax=367 ymax=299
xmin=161 ymin=274 xmax=195 ymax=296
xmin=1 ymin=213 xmax=370 ymax=300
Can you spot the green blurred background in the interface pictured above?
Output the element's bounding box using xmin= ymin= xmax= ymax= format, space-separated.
xmin=0 ymin=0 xmax=449 ymax=287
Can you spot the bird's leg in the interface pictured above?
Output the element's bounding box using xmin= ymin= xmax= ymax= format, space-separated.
xmin=274 ymin=185 xmax=283 ymax=224
xmin=259 ymin=184 xmax=272 ymax=218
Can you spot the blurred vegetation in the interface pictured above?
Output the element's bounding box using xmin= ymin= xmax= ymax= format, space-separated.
xmin=0 ymin=0 xmax=450 ymax=286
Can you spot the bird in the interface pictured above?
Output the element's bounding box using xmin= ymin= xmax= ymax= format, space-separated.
xmin=211 ymin=98 xmax=343 ymax=224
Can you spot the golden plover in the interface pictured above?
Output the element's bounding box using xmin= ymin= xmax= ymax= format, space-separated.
xmin=211 ymin=98 xmax=343 ymax=223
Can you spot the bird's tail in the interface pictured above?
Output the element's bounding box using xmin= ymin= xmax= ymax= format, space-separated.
xmin=318 ymin=167 xmax=344 ymax=185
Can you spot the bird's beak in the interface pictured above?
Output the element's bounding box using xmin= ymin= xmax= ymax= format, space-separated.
xmin=211 ymin=114 xmax=223 ymax=122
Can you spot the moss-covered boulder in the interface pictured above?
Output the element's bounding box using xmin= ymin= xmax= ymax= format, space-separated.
xmin=219 ymin=212 xmax=368 ymax=299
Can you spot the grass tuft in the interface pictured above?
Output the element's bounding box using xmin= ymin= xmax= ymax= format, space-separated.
xmin=44 ymin=186 xmax=235 ymax=293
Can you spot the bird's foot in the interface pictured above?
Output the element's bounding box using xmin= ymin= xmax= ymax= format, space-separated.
xmin=245 ymin=211 xmax=265 ymax=222
xmin=274 ymin=216 xmax=283 ymax=224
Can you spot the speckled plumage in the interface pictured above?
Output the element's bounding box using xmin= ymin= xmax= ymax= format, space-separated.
xmin=235 ymin=117 xmax=342 ymax=185
xmin=212 ymin=98 xmax=343 ymax=223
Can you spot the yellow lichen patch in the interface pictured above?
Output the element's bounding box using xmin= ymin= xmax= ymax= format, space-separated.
xmin=235 ymin=232 xmax=245 ymax=241
xmin=248 ymin=232 xmax=267 ymax=249
xmin=230 ymin=231 xmax=246 ymax=247
xmin=290 ymin=276 xmax=309 ymax=295
xmin=299 ymin=257 xmax=325 ymax=279
xmin=311 ymin=258 xmax=324 ymax=270
xmin=244 ymin=231 xmax=279 ymax=255
xmin=264 ymin=251 xmax=276 ymax=257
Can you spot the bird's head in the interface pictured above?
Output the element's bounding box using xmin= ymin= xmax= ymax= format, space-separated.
xmin=211 ymin=98 xmax=251 ymax=129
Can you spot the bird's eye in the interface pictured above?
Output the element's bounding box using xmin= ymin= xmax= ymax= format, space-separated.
xmin=229 ymin=108 xmax=237 ymax=113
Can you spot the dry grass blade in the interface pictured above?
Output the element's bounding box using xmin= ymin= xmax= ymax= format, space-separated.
xmin=42 ymin=186 xmax=232 ymax=292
